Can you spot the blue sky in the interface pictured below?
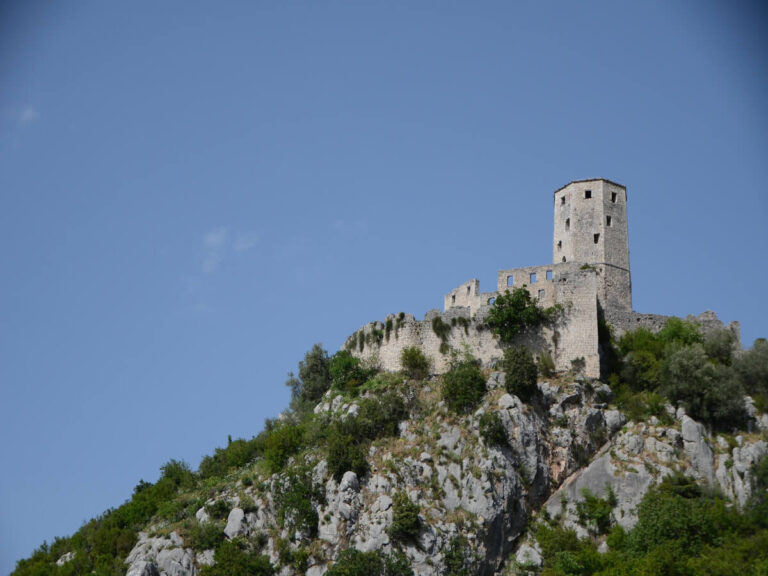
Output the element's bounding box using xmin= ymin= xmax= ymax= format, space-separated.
xmin=1 ymin=1 xmax=766 ymax=572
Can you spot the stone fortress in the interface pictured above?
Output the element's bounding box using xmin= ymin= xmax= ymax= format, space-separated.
xmin=347 ymin=178 xmax=738 ymax=378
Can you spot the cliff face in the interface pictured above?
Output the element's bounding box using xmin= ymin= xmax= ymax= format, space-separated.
xmin=116 ymin=374 xmax=767 ymax=576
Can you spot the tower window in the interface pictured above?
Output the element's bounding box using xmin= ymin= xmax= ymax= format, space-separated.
xmin=560 ymin=196 xmax=565 ymax=205
xmin=594 ymin=233 xmax=600 ymax=244
xmin=530 ymin=272 xmax=537 ymax=283
xmin=585 ymin=190 xmax=592 ymax=199
xmin=488 ymin=297 xmax=496 ymax=305
xmin=565 ymin=218 xmax=570 ymax=231
xmin=507 ymin=275 xmax=514 ymax=287
xmin=562 ymin=256 xmax=567 ymax=262
xmin=606 ymin=216 xmax=612 ymax=226
xmin=538 ymin=289 xmax=545 ymax=299
xmin=557 ymin=240 xmax=562 ymax=250
xmin=451 ymin=295 xmax=456 ymax=304
xmin=611 ymin=192 xmax=617 ymax=203
xmin=467 ymin=286 xmax=471 ymax=294
xmin=546 ymin=270 xmax=553 ymax=280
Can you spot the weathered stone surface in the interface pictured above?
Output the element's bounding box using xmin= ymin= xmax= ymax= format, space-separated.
xmin=682 ymin=415 xmax=715 ymax=483
xmin=126 ymin=561 xmax=160 ymax=576
xmin=224 ymin=507 xmax=246 ymax=539
xmin=55 ymin=552 xmax=75 ymax=566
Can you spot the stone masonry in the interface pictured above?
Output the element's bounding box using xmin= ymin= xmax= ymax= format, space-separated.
xmin=347 ymin=179 xmax=739 ymax=378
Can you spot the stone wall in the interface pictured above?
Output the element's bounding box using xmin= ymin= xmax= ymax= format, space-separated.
xmin=347 ymin=267 xmax=602 ymax=378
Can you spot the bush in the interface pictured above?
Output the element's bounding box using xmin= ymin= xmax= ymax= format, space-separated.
xmin=286 ymin=344 xmax=332 ymax=409
xmin=443 ymin=535 xmax=473 ymax=576
xmin=388 ymin=492 xmax=420 ymax=543
xmin=735 ymin=338 xmax=768 ymax=397
xmin=400 ymin=346 xmax=431 ymax=380
xmin=276 ymin=473 xmax=321 ymax=537
xmin=484 ymin=287 xmax=549 ymax=344
xmin=326 ymin=549 xmax=413 ymax=576
xmin=661 ymin=343 xmax=747 ymax=430
xmin=329 ymin=350 xmax=376 ymax=394
xmin=355 ymin=393 xmax=408 ymax=440
xmin=538 ymin=351 xmax=556 ymax=378
xmin=479 ymin=412 xmax=508 ymax=448
xmin=327 ymin=428 xmax=369 ymax=481
xmin=188 ymin=521 xmax=225 ymax=551
xmin=575 ymin=487 xmax=616 ymax=535
xmin=199 ymin=539 xmax=274 ymax=576
xmin=441 ymin=358 xmax=487 ymax=414
xmin=263 ymin=423 xmax=304 ymax=473
xmin=500 ymin=347 xmax=538 ymax=403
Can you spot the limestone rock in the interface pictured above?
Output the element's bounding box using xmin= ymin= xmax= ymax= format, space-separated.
xmin=224 ymin=507 xmax=246 ymax=539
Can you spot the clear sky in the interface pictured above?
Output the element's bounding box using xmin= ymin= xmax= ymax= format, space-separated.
xmin=1 ymin=1 xmax=766 ymax=572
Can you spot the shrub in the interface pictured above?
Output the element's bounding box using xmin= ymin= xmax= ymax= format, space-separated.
xmin=441 ymin=358 xmax=487 ymax=414
xmin=661 ymin=343 xmax=747 ymax=430
xmin=276 ymin=473 xmax=321 ymax=537
xmin=188 ymin=521 xmax=225 ymax=551
xmin=356 ymin=393 xmax=408 ymax=440
xmin=484 ymin=287 xmax=549 ymax=343
xmin=443 ymin=535 xmax=473 ymax=576
xmin=575 ymin=487 xmax=616 ymax=535
xmin=329 ymin=350 xmax=376 ymax=394
xmin=735 ymin=338 xmax=768 ymax=397
xmin=538 ymin=351 xmax=556 ymax=378
xmin=325 ymin=549 xmax=413 ymax=576
xmin=388 ymin=492 xmax=420 ymax=543
xmin=327 ymin=428 xmax=369 ymax=481
xmin=400 ymin=346 xmax=431 ymax=380
xmin=287 ymin=344 xmax=332 ymax=407
xmin=479 ymin=412 xmax=508 ymax=448
xmin=199 ymin=539 xmax=274 ymax=576
xmin=263 ymin=424 xmax=304 ymax=473
xmin=500 ymin=347 xmax=538 ymax=403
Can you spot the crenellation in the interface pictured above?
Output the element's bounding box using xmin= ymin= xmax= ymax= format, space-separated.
xmin=347 ymin=178 xmax=738 ymax=380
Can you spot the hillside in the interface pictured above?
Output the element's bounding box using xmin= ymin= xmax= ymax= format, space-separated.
xmin=11 ymin=307 xmax=768 ymax=576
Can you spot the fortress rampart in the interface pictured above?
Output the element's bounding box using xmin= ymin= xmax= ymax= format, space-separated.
xmin=347 ymin=179 xmax=739 ymax=379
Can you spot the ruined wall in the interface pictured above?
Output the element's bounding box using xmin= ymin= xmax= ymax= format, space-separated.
xmin=444 ymin=279 xmax=497 ymax=312
xmin=348 ymin=266 xmax=601 ymax=378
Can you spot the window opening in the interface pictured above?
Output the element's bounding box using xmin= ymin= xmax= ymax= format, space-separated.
xmin=594 ymin=233 xmax=600 ymax=244
xmin=561 ymin=196 xmax=566 ymax=205
xmin=606 ymin=216 xmax=612 ymax=226
xmin=538 ymin=289 xmax=545 ymax=299
xmin=451 ymin=295 xmax=456 ymax=304
xmin=546 ymin=270 xmax=553 ymax=281
xmin=557 ymin=240 xmax=562 ymax=250
xmin=562 ymin=256 xmax=567 ymax=262
xmin=611 ymin=192 xmax=617 ymax=203
xmin=530 ymin=272 xmax=537 ymax=283
xmin=507 ymin=275 xmax=514 ymax=287
xmin=585 ymin=190 xmax=592 ymax=199
xmin=488 ymin=297 xmax=495 ymax=305
xmin=565 ymin=218 xmax=570 ymax=231
xmin=467 ymin=286 xmax=471 ymax=295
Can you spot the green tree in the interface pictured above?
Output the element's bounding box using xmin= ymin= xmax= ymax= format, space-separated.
xmin=388 ymin=492 xmax=420 ymax=544
xmin=286 ymin=344 xmax=332 ymax=408
xmin=441 ymin=358 xmax=487 ymax=414
xmin=400 ymin=346 xmax=431 ymax=380
xmin=500 ymin=347 xmax=538 ymax=403
xmin=199 ymin=539 xmax=274 ymax=576
xmin=484 ymin=287 xmax=549 ymax=343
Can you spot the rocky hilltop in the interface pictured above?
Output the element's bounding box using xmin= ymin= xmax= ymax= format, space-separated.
xmin=12 ymin=312 xmax=768 ymax=576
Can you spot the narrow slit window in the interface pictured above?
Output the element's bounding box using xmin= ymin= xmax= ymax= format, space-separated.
xmin=565 ymin=218 xmax=570 ymax=231
xmin=507 ymin=275 xmax=514 ymax=287
xmin=451 ymin=294 xmax=456 ymax=304
xmin=560 ymin=196 xmax=566 ymax=205
xmin=546 ymin=270 xmax=553 ymax=281
xmin=594 ymin=233 xmax=600 ymax=244
xmin=562 ymin=256 xmax=567 ymax=262
xmin=530 ymin=272 xmax=537 ymax=283
xmin=538 ymin=289 xmax=545 ymax=299
xmin=557 ymin=240 xmax=562 ymax=250
xmin=606 ymin=216 xmax=612 ymax=226
xmin=585 ymin=190 xmax=592 ymax=199
xmin=611 ymin=192 xmax=617 ymax=203
xmin=467 ymin=286 xmax=471 ymax=294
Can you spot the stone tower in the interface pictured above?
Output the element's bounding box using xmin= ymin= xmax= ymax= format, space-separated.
xmin=552 ymin=179 xmax=632 ymax=327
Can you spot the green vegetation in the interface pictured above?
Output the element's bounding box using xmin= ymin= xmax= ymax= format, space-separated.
xmin=479 ymin=411 xmax=509 ymax=448
xmin=327 ymin=428 xmax=369 ymax=480
xmin=606 ymin=317 xmax=763 ymax=431
xmin=441 ymin=356 xmax=487 ymax=414
xmin=329 ymin=350 xmax=377 ymax=394
xmin=500 ymin=346 xmax=538 ymax=403
xmin=199 ymin=539 xmax=274 ymax=576
xmin=532 ymin=461 xmax=768 ymax=575
xmin=286 ymin=343 xmax=332 ymax=410
xmin=326 ymin=549 xmax=413 ymax=576
xmin=443 ymin=535 xmax=474 ymax=576
xmin=388 ymin=492 xmax=420 ymax=544
xmin=484 ymin=287 xmax=555 ymax=344
xmin=431 ymin=316 xmax=452 ymax=354
xmin=400 ymin=346 xmax=431 ymax=380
